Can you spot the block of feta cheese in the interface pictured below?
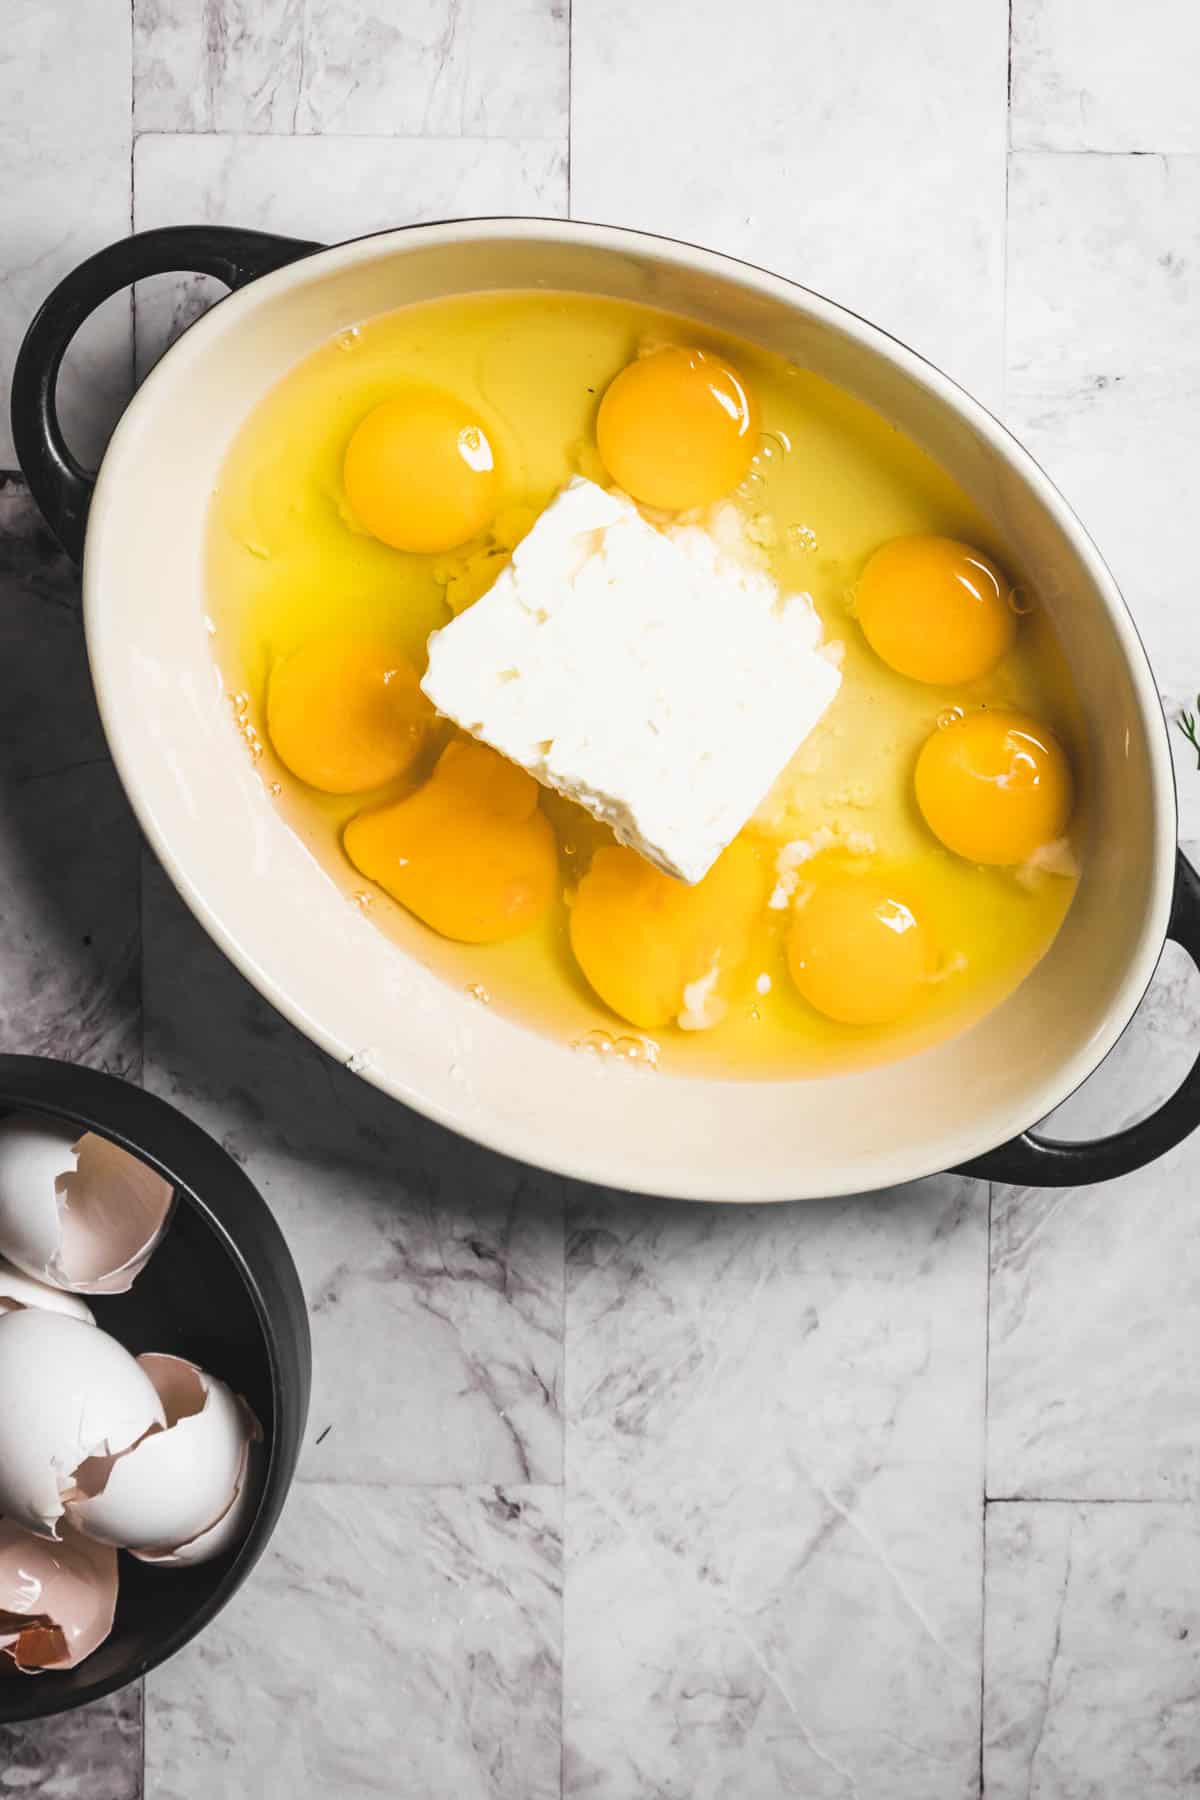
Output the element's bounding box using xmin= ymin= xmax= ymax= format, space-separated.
xmin=421 ymin=478 xmax=842 ymax=884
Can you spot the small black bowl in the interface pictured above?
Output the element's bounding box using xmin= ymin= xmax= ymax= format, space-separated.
xmin=0 ymin=1053 xmax=310 ymax=1723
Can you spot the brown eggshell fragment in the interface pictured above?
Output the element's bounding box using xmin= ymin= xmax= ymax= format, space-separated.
xmin=55 ymin=1133 xmax=175 ymax=1294
xmin=0 ymin=1519 xmax=118 ymax=1672
xmin=0 ymin=1117 xmax=173 ymax=1295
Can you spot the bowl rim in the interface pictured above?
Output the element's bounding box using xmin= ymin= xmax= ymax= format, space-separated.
xmin=0 ymin=1055 xmax=309 ymax=1722
xmin=83 ymin=216 xmax=1180 ymax=1200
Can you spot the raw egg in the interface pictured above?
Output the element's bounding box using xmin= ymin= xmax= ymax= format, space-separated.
xmin=596 ymin=346 xmax=757 ymax=511
xmin=786 ymin=874 xmax=933 ymax=1026
xmin=0 ymin=1116 xmax=173 ymax=1296
xmin=915 ymin=709 xmax=1073 ymax=865
xmin=343 ymin=387 xmax=498 ymax=553
xmin=857 ymin=535 xmax=1016 ymax=684
xmin=266 ymin=635 xmax=433 ymax=794
xmin=570 ymin=839 xmax=766 ymax=1031
xmin=344 ymin=738 xmax=558 ymax=943
xmin=0 ymin=1519 xmax=118 ymax=1672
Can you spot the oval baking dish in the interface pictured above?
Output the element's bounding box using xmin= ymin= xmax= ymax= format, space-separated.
xmin=11 ymin=221 xmax=1200 ymax=1200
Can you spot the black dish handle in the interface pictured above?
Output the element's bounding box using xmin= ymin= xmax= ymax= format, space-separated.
xmin=10 ymin=224 xmax=321 ymax=564
xmin=959 ymin=848 xmax=1200 ymax=1186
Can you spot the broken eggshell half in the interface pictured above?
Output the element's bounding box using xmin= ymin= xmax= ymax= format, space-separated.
xmin=0 ymin=1255 xmax=95 ymax=1323
xmin=0 ymin=1518 xmax=119 ymax=1674
xmin=66 ymin=1353 xmax=263 ymax=1564
xmin=136 ymin=1432 xmax=263 ymax=1567
xmin=0 ymin=1114 xmax=173 ymax=1295
xmin=0 ymin=1309 xmax=166 ymax=1539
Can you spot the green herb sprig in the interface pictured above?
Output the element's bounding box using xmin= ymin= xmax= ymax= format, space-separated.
xmin=1178 ymin=693 xmax=1200 ymax=770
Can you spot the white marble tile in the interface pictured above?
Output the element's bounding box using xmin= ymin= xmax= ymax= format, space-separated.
xmin=0 ymin=1688 xmax=142 ymax=1800
xmin=132 ymin=131 xmax=568 ymax=379
xmin=570 ymin=0 xmax=1008 ymax=408
xmin=988 ymin=1118 xmax=1200 ymax=1502
xmin=142 ymin=859 xmax=563 ymax=1487
xmin=989 ymin=863 xmax=1200 ymax=1502
xmin=145 ymin=1482 xmax=561 ymax=1800
xmin=984 ymin=1502 xmax=1200 ymax=1797
xmin=134 ymin=0 xmax=568 ymax=140
xmin=998 ymin=154 xmax=1200 ymax=1505
xmin=1012 ymin=0 xmax=1200 ymax=152
xmin=1006 ymin=151 xmax=1200 ymax=845
xmin=0 ymin=1 xmax=131 ymax=471
xmin=563 ymin=1178 xmax=986 ymax=1798
xmin=0 ymin=478 xmax=140 ymax=1075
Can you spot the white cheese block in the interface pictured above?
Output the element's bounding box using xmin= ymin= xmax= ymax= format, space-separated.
xmin=421 ymin=477 xmax=842 ymax=884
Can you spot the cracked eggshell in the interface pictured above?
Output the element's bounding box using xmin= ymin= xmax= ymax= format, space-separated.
xmin=0 ymin=1518 xmax=118 ymax=1673
xmin=0 ymin=1255 xmax=95 ymax=1322
xmin=0 ymin=1518 xmax=119 ymax=1673
xmin=0 ymin=1309 xmax=166 ymax=1539
xmin=0 ymin=1114 xmax=174 ymax=1295
xmin=136 ymin=1430 xmax=263 ymax=1567
xmin=66 ymin=1354 xmax=262 ymax=1558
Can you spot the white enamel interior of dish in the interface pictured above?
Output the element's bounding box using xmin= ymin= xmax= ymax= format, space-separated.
xmin=83 ymin=222 xmax=1177 ymax=1200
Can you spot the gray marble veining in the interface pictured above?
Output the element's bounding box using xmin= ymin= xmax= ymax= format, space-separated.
xmin=0 ymin=481 xmax=140 ymax=1077
xmin=144 ymin=1483 xmax=561 ymax=1800
xmin=570 ymin=0 xmax=1009 ymax=409
xmin=0 ymin=2 xmax=132 ymax=470
xmin=1005 ymin=149 xmax=1200 ymax=844
xmin=1011 ymin=0 xmax=1200 ymax=151
xmin=0 ymin=1689 xmax=143 ymax=1800
xmin=3 ymin=0 xmax=1200 ymax=1794
xmin=133 ymin=0 xmax=569 ymax=140
xmin=143 ymin=859 xmax=564 ymax=1489
xmin=563 ymin=1179 xmax=986 ymax=1798
xmin=984 ymin=1503 xmax=1200 ymax=1797
xmin=131 ymin=131 xmax=568 ymax=380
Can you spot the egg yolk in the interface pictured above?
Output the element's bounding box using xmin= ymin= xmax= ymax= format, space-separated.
xmin=343 ymin=739 xmax=557 ymax=943
xmin=856 ymin=535 xmax=1016 ymax=685
xmin=915 ymin=709 xmax=1073 ymax=866
xmin=787 ymin=875 xmax=933 ymax=1026
xmin=596 ymin=347 xmax=757 ymax=511
xmin=569 ymin=839 xmax=766 ymax=1031
xmin=343 ymin=388 xmax=499 ymax=554
xmin=266 ymin=636 xmax=433 ymax=794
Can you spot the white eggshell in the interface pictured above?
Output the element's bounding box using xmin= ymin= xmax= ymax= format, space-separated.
xmin=0 ymin=1517 xmax=118 ymax=1672
xmin=67 ymin=1354 xmax=260 ymax=1556
xmin=0 ymin=1310 xmax=166 ymax=1538
xmin=0 ymin=1255 xmax=95 ymax=1323
xmin=0 ymin=1116 xmax=73 ymax=1277
xmin=136 ymin=1438 xmax=263 ymax=1568
xmin=0 ymin=1115 xmax=173 ymax=1295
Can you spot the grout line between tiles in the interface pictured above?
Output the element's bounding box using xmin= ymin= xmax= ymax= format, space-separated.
xmin=566 ymin=0 xmax=573 ymax=220
xmin=562 ymin=1 xmax=573 ymax=1782
xmin=129 ymin=126 xmax=569 ymax=146
xmin=117 ymin=129 xmax=1195 ymax=155
xmin=1009 ymin=143 xmax=1195 ymax=158
xmin=1001 ymin=0 xmax=1012 ymax=421
xmin=986 ymin=1495 xmax=1189 ymax=1506
xmin=978 ymin=1180 xmax=993 ymax=1798
xmin=979 ymin=1501 xmax=990 ymax=1798
xmin=129 ymin=11 xmax=149 ymax=1797
xmin=560 ymin=1186 xmax=568 ymax=1800
xmin=292 ymin=1474 xmax=564 ymax=1493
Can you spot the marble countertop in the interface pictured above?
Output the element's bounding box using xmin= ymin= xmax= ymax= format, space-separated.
xmin=2 ymin=2 xmax=1199 ymax=1794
